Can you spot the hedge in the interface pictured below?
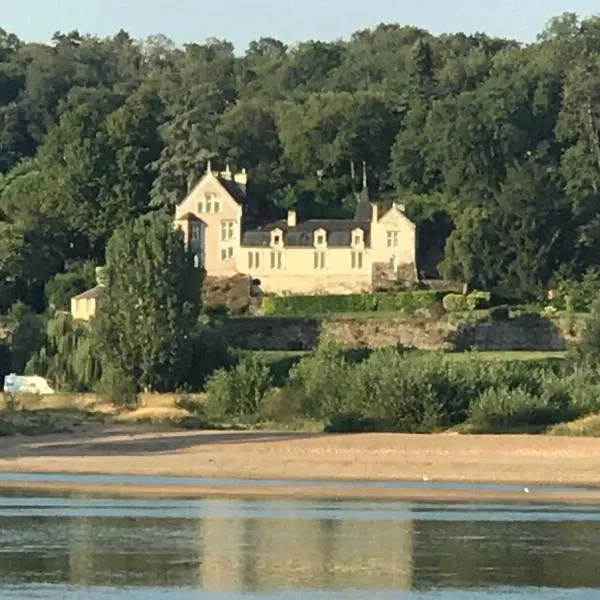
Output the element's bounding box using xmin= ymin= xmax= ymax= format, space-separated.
xmin=261 ymin=291 xmax=441 ymax=315
xmin=443 ymin=290 xmax=491 ymax=313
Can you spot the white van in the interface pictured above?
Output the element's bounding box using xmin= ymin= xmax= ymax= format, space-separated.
xmin=3 ymin=374 xmax=55 ymax=395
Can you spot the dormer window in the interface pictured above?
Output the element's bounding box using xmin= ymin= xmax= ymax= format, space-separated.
xmin=351 ymin=228 xmax=364 ymax=248
xmin=270 ymin=228 xmax=284 ymax=248
xmin=314 ymin=229 xmax=327 ymax=248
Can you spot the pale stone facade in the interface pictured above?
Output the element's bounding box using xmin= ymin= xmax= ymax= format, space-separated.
xmin=70 ymin=268 xmax=105 ymax=322
xmin=70 ymin=166 xmax=417 ymax=321
xmin=175 ymin=165 xmax=417 ymax=295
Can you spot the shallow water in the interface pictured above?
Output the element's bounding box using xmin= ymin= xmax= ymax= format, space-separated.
xmin=1 ymin=484 xmax=600 ymax=598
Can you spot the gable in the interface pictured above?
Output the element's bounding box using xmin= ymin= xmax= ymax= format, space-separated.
xmin=175 ymin=172 xmax=241 ymax=218
xmin=378 ymin=205 xmax=415 ymax=230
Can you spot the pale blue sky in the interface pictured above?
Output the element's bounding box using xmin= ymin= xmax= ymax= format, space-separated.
xmin=3 ymin=0 xmax=599 ymax=51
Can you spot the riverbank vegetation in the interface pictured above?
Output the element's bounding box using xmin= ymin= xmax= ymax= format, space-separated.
xmin=3 ymin=13 xmax=600 ymax=435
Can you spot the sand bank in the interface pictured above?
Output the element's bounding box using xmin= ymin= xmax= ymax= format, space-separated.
xmin=0 ymin=427 xmax=599 ymax=502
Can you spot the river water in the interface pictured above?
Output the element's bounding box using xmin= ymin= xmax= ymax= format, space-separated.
xmin=0 ymin=481 xmax=599 ymax=598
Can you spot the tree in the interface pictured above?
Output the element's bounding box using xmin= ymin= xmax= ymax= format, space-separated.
xmin=93 ymin=214 xmax=203 ymax=396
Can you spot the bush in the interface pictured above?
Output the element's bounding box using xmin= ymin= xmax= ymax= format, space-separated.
xmin=443 ymin=291 xmax=490 ymax=313
xmin=468 ymin=386 xmax=566 ymax=432
xmin=287 ymin=338 xmax=355 ymax=418
xmin=442 ymin=293 xmax=469 ymax=312
xmin=467 ymin=290 xmax=491 ymax=310
xmin=204 ymin=354 xmax=272 ymax=419
xmin=549 ymin=267 xmax=600 ymax=312
xmin=261 ymin=291 xmax=440 ymax=316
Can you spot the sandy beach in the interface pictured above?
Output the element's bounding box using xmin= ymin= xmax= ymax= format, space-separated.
xmin=1 ymin=427 xmax=600 ymax=503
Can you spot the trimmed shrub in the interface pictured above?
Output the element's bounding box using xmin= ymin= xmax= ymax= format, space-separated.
xmin=373 ymin=291 xmax=440 ymax=313
xmin=443 ymin=291 xmax=490 ymax=313
xmin=442 ymin=293 xmax=469 ymax=313
xmin=262 ymin=291 xmax=440 ymax=316
xmin=467 ymin=290 xmax=491 ymax=310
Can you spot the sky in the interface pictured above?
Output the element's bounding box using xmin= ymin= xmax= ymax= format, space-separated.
xmin=2 ymin=0 xmax=599 ymax=51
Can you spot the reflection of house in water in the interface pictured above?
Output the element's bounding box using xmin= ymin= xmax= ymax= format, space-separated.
xmin=198 ymin=499 xmax=414 ymax=592
xmin=68 ymin=514 xmax=95 ymax=584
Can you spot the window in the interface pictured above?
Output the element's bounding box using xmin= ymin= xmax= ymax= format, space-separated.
xmin=317 ymin=234 xmax=325 ymax=245
xmin=197 ymin=201 xmax=203 ymax=213
xmin=274 ymin=235 xmax=281 ymax=244
xmin=354 ymin=234 xmax=362 ymax=246
xmin=204 ymin=192 xmax=215 ymax=200
xmin=213 ymin=201 xmax=220 ymax=213
xmin=313 ymin=251 xmax=326 ymax=270
xmin=351 ymin=251 xmax=364 ymax=269
xmin=387 ymin=231 xmax=400 ymax=248
xmin=206 ymin=199 xmax=212 ymax=212
xmin=191 ymin=225 xmax=201 ymax=241
xmin=193 ymin=253 xmax=202 ymax=268
xmin=248 ymin=251 xmax=260 ymax=269
xmin=270 ymin=251 xmax=283 ymax=269
xmin=221 ymin=248 xmax=227 ymax=260
xmin=221 ymin=221 xmax=235 ymax=241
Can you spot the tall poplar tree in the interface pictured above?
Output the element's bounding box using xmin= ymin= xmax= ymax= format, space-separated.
xmin=93 ymin=214 xmax=202 ymax=397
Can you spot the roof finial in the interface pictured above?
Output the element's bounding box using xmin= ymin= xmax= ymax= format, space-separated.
xmin=206 ymin=159 xmax=212 ymax=173
xmin=362 ymin=161 xmax=367 ymax=189
xmin=225 ymin=163 xmax=230 ymax=173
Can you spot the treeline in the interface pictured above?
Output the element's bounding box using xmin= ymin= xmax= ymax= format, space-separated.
xmin=1 ymin=13 xmax=600 ymax=311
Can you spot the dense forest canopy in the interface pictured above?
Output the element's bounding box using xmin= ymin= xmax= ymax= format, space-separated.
xmin=1 ymin=12 xmax=600 ymax=309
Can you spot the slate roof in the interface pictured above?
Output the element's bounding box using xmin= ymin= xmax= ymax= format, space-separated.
xmin=242 ymin=218 xmax=370 ymax=248
xmin=219 ymin=177 xmax=247 ymax=205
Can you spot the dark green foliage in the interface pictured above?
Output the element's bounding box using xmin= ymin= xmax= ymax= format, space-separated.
xmin=1 ymin=15 xmax=600 ymax=309
xmin=578 ymin=295 xmax=600 ymax=364
xmin=92 ymin=214 xmax=202 ymax=395
xmin=490 ymin=305 xmax=510 ymax=321
xmin=185 ymin=326 xmax=236 ymax=390
xmin=44 ymin=272 xmax=87 ymax=310
xmin=7 ymin=302 xmax=45 ymax=373
xmin=262 ymin=291 xmax=440 ymax=315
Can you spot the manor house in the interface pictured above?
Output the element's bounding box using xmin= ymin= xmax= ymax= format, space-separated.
xmin=174 ymin=164 xmax=417 ymax=295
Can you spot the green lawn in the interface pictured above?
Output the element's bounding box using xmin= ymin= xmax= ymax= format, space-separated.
xmin=443 ymin=350 xmax=566 ymax=361
xmin=245 ymin=349 xmax=566 ymax=363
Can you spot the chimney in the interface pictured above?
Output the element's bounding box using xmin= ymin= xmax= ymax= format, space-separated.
xmin=233 ymin=167 xmax=247 ymax=187
xmin=287 ymin=209 xmax=297 ymax=227
xmin=220 ymin=163 xmax=232 ymax=181
xmin=370 ymin=203 xmax=378 ymax=223
xmin=95 ymin=266 xmax=107 ymax=288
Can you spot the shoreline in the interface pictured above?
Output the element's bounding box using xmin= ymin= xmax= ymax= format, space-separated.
xmin=2 ymin=427 xmax=600 ymax=504
xmin=3 ymin=479 xmax=600 ymax=505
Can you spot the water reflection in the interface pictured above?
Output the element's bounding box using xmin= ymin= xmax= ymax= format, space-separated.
xmin=0 ymin=494 xmax=600 ymax=595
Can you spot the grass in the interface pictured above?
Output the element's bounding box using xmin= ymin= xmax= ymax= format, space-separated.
xmin=444 ymin=350 xmax=567 ymax=361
